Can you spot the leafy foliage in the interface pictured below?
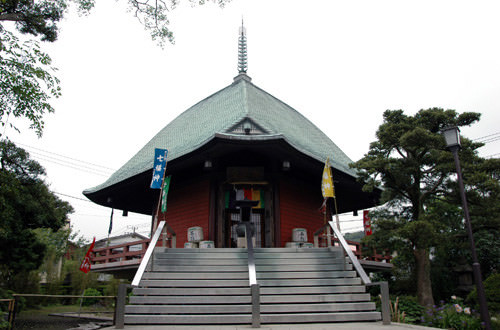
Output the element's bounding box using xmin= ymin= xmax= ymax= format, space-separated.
xmin=1 ymin=1 xmax=229 ymax=138
xmin=467 ymin=273 xmax=500 ymax=314
xmin=0 ymin=0 xmax=95 ymax=42
xmin=121 ymin=0 xmax=229 ymax=46
xmin=421 ymin=296 xmax=482 ymax=329
xmin=352 ymin=108 xmax=482 ymax=306
xmin=344 ymin=230 xmax=364 ymax=242
xmin=0 ymin=0 xmax=228 ymax=46
xmin=395 ymin=295 xmax=425 ymax=323
xmin=0 ymin=29 xmax=61 ymax=138
xmin=0 ymin=140 xmax=73 ymax=287
xmin=80 ymin=288 xmax=102 ymax=306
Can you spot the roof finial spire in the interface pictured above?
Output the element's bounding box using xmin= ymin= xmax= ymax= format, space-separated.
xmin=238 ymin=19 xmax=248 ymax=74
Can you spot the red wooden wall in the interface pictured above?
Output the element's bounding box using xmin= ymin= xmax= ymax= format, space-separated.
xmin=157 ymin=179 xmax=210 ymax=247
xmin=279 ymin=179 xmax=325 ymax=247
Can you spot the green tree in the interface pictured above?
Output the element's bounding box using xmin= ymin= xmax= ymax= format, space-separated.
xmin=1 ymin=0 xmax=228 ymax=138
xmin=61 ymin=237 xmax=100 ymax=297
xmin=0 ymin=29 xmax=61 ymax=138
xmin=34 ymin=226 xmax=72 ymax=294
xmin=429 ymin=156 xmax=500 ymax=301
xmin=352 ymin=108 xmax=481 ymax=306
xmin=0 ymin=0 xmax=93 ymax=42
xmin=0 ymin=139 xmax=73 ymax=288
xmin=1 ymin=0 xmax=228 ymax=46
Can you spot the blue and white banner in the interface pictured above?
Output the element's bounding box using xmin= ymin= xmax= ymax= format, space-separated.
xmin=150 ymin=148 xmax=168 ymax=189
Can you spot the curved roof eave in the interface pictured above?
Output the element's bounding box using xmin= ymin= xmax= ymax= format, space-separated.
xmin=83 ymin=77 xmax=359 ymax=197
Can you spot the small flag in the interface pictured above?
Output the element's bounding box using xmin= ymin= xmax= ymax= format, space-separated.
xmin=251 ymin=189 xmax=265 ymax=208
xmin=228 ymin=188 xmax=265 ymax=209
xmin=363 ymin=210 xmax=373 ymax=236
xmin=161 ymin=175 xmax=171 ymax=213
xmin=225 ymin=190 xmax=236 ymax=208
xmin=108 ymin=209 xmax=114 ymax=235
xmin=321 ymin=158 xmax=335 ymax=198
xmin=79 ymin=237 xmax=96 ymax=274
xmin=150 ymin=148 xmax=168 ymax=189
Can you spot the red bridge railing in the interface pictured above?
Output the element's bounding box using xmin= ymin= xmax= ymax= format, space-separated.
xmin=90 ymin=239 xmax=151 ymax=271
xmin=90 ymin=232 xmax=390 ymax=270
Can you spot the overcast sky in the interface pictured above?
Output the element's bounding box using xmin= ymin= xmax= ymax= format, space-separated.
xmin=7 ymin=0 xmax=500 ymax=241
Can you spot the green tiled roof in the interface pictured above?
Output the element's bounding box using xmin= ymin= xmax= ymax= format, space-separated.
xmin=84 ymin=75 xmax=356 ymax=195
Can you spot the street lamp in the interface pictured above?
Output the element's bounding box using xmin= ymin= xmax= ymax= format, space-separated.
xmin=441 ymin=126 xmax=491 ymax=329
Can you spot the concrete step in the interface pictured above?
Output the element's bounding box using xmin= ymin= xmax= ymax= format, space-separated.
xmin=261 ymin=312 xmax=381 ymax=324
xmin=125 ymin=314 xmax=251 ymax=325
xmin=131 ymin=285 xmax=366 ymax=296
xmin=260 ymin=285 xmax=366 ymax=295
xmin=150 ymin=263 xmax=353 ymax=272
xmin=124 ymin=312 xmax=381 ymax=325
xmin=154 ymin=252 xmax=247 ymax=259
xmin=257 ymin=263 xmax=352 ymax=271
xmin=125 ymin=302 xmax=376 ymax=315
xmin=255 ymin=257 xmax=347 ymax=265
xmin=257 ymin=270 xmax=357 ymax=279
xmin=129 ymin=293 xmax=370 ymax=305
xmin=126 ymin=304 xmax=252 ymax=314
xmin=139 ymin=279 xmax=249 ymax=287
xmin=142 ymin=271 xmax=249 ymax=280
xmin=153 ymin=247 xmax=341 ymax=253
xmin=150 ymin=264 xmax=249 ymax=272
xmin=125 ymin=246 xmax=379 ymax=326
xmin=153 ymin=258 xmax=247 ymax=266
xmin=132 ymin=287 xmax=251 ymax=296
xmin=261 ymin=302 xmax=376 ymax=313
xmin=260 ymin=293 xmax=371 ymax=304
xmin=129 ymin=295 xmax=251 ymax=305
xmin=258 ymin=277 xmax=362 ymax=286
xmin=141 ymin=270 xmax=356 ymax=280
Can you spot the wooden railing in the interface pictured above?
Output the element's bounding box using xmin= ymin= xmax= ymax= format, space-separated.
xmin=90 ymin=227 xmax=176 ymax=271
xmin=91 ymin=226 xmax=389 ymax=270
xmin=91 ymin=239 xmax=150 ymax=266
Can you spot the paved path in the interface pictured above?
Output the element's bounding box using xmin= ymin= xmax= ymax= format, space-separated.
xmin=103 ymin=322 xmax=437 ymax=330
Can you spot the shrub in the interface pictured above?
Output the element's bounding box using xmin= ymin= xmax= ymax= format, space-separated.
xmin=80 ymin=288 xmax=102 ymax=306
xmin=467 ymin=273 xmax=500 ymax=314
xmin=396 ymin=296 xmax=425 ymax=323
xmin=421 ymin=296 xmax=482 ymax=329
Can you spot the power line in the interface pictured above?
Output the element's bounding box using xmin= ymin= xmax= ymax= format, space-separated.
xmin=54 ymin=191 xmax=92 ymax=202
xmin=474 ymin=132 xmax=500 ymax=142
xmin=30 ymin=152 xmax=112 ymax=177
xmin=480 ymin=137 xmax=500 ymax=144
xmin=26 ymin=149 xmax=113 ymax=174
xmin=13 ymin=141 xmax=116 ymax=171
xmin=9 ymin=140 xmax=116 ymax=177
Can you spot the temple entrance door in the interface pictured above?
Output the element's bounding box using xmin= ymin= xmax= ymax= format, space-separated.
xmin=217 ymin=184 xmax=273 ymax=248
xmin=224 ymin=209 xmax=265 ymax=248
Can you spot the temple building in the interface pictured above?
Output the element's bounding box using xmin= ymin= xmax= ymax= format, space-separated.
xmin=84 ymin=24 xmax=389 ymax=327
xmin=83 ymin=24 xmax=380 ymax=249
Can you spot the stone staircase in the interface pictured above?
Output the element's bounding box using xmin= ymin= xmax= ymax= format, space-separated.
xmin=124 ymin=247 xmax=380 ymax=325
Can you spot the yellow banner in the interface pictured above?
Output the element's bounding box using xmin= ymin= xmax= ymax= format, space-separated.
xmin=321 ymin=158 xmax=335 ymax=198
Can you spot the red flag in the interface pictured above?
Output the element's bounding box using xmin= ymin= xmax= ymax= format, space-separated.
xmin=363 ymin=211 xmax=372 ymax=236
xmin=79 ymin=237 xmax=96 ymax=274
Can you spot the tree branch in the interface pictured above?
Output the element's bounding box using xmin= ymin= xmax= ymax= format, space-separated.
xmin=420 ymin=175 xmax=445 ymax=204
xmin=0 ymin=12 xmax=23 ymax=22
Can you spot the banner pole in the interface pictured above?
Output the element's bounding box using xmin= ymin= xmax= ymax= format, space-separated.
xmin=151 ymin=153 xmax=168 ymax=234
xmin=333 ymin=196 xmax=341 ymax=231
